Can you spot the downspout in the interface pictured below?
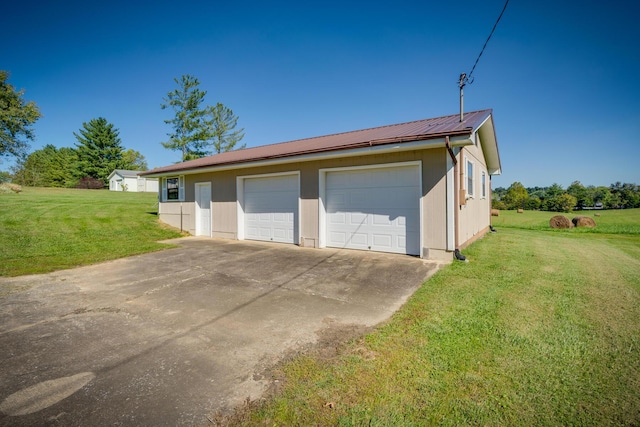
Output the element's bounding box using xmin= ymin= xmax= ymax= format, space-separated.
xmin=458 ymin=147 xmax=465 ymax=249
xmin=445 ymin=137 xmax=460 ymax=250
xmin=489 ymin=175 xmax=496 ymax=232
xmin=487 ymin=176 xmax=496 ymax=233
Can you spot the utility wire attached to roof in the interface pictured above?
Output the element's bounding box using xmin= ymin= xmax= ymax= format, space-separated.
xmin=460 ymin=0 xmax=510 ymax=89
xmin=458 ymin=0 xmax=509 ymax=122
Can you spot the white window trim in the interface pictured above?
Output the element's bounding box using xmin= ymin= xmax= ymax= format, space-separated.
xmin=466 ymin=159 xmax=475 ymax=199
xmin=481 ymin=171 xmax=487 ymax=199
xmin=162 ymin=175 xmax=185 ymax=202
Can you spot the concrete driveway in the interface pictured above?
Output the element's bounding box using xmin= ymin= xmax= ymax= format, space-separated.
xmin=0 ymin=238 xmax=442 ymax=426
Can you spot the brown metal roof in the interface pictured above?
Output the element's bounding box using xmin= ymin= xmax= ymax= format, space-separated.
xmin=142 ymin=109 xmax=492 ymax=176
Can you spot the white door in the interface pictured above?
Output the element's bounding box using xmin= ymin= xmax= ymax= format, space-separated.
xmin=325 ymin=165 xmax=420 ymax=255
xmin=195 ymin=182 xmax=211 ymax=237
xmin=244 ymin=174 xmax=298 ymax=244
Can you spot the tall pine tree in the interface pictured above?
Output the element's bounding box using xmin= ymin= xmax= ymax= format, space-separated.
xmin=205 ymin=103 xmax=245 ymax=154
xmin=161 ymin=75 xmax=209 ymax=161
xmin=161 ymin=75 xmax=245 ymax=160
xmin=74 ymin=117 xmax=125 ymax=185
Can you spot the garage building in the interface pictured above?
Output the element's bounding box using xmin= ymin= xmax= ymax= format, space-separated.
xmin=141 ymin=110 xmax=501 ymax=261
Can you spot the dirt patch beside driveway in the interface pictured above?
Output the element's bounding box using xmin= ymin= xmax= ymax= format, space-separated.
xmin=0 ymin=238 xmax=443 ymax=426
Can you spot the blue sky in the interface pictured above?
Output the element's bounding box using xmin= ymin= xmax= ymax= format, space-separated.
xmin=2 ymin=0 xmax=639 ymax=188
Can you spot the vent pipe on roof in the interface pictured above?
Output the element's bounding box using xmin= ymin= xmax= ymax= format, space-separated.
xmin=458 ymin=73 xmax=467 ymax=123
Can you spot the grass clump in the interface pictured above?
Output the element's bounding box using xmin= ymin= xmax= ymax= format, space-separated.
xmin=223 ymin=210 xmax=640 ymax=426
xmin=0 ymin=187 xmax=183 ymax=276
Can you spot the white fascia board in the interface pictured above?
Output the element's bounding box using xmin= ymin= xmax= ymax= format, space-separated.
xmin=477 ymin=115 xmax=502 ymax=176
xmin=144 ymin=135 xmax=474 ymax=178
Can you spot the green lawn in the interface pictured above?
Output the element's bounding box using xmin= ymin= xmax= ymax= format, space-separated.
xmin=224 ymin=209 xmax=640 ymax=426
xmin=492 ymin=208 xmax=640 ymax=234
xmin=0 ymin=187 xmax=183 ymax=276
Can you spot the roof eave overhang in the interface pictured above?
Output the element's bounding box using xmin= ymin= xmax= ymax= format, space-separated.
xmin=142 ymin=132 xmax=474 ymax=178
xmin=476 ymin=115 xmax=502 ymax=176
xmin=107 ymin=171 xmax=121 ymax=180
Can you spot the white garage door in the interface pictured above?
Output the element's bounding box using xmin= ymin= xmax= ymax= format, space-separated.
xmin=244 ymin=174 xmax=298 ymax=244
xmin=326 ymin=165 xmax=420 ymax=255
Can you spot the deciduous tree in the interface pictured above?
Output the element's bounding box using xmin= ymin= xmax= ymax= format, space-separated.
xmin=567 ymin=180 xmax=593 ymax=209
xmin=0 ymin=71 xmax=42 ymax=160
xmin=122 ymin=149 xmax=148 ymax=170
xmin=12 ymin=145 xmax=78 ymax=187
xmin=544 ymin=193 xmax=577 ymax=212
xmin=503 ymin=181 xmax=529 ymax=210
xmin=610 ymin=182 xmax=640 ymax=208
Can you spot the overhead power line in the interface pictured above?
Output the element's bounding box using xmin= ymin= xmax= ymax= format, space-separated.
xmin=461 ymin=0 xmax=510 ymax=88
xmin=458 ymin=0 xmax=509 ymax=122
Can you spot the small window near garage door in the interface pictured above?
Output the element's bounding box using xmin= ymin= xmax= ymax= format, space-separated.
xmin=162 ymin=176 xmax=184 ymax=202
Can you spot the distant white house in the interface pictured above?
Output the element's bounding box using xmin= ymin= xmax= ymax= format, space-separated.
xmin=108 ymin=170 xmax=159 ymax=193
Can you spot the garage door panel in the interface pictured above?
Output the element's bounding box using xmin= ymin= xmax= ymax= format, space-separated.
xmin=329 ymin=231 xmax=347 ymax=245
xmin=326 ymin=165 xmax=420 ymax=255
xmin=273 ymin=228 xmax=288 ymax=240
xmin=244 ymin=175 xmax=298 ymax=244
xmin=329 ymin=212 xmax=346 ymax=224
xmin=372 ymin=214 xmax=393 ymax=226
xmin=349 ymin=233 xmax=368 ymax=246
xmin=349 ymin=192 xmax=368 ymax=206
xmin=372 ymin=234 xmax=393 ymax=249
xmin=349 ymin=212 xmax=368 ymax=225
xmin=259 ymin=228 xmax=271 ymax=238
xmin=272 ymin=213 xmax=288 ymax=223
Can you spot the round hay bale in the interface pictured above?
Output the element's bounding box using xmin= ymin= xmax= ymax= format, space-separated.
xmin=572 ymin=216 xmax=596 ymax=228
xmin=517 ymin=208 xmax=524 ymax=213
xmin=549 ymin=215 xmax=573 ymax=229
xmin=491 ymin=209 xmax=500 ymax=217
xmin=594 ymin=213 xmax=601 ymax=217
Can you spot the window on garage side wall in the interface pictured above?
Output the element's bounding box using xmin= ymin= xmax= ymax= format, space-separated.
xmin=466 ymin=160 xmax=474 ymax=198
xmin=481 ymin=171 xmax=487 ymax=198
xmin=162 ymin=176 xmax=184 ymax=201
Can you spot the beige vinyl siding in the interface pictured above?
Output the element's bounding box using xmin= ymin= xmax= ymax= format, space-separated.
xmin=158 ymin=200 xmax=194 ymax=233
xmin=457 ymin=133 xmax=491 ymax=247
xmin=158 ymin=147 xmax=450 ymax=258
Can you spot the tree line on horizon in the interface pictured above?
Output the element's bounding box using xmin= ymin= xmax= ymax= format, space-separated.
xmin=8 ymin=117 xmax=148 ymax=188
xmin=493 ymin=181 xmax=640 ymax=212
xmin=1 ymin=71 xmax=244 ymax=188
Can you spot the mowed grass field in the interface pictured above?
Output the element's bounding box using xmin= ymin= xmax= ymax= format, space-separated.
xmin=0 ymin=187 xmax=183 ymax=277
xmin=224 ymin=209 xmax=640 ymax=426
